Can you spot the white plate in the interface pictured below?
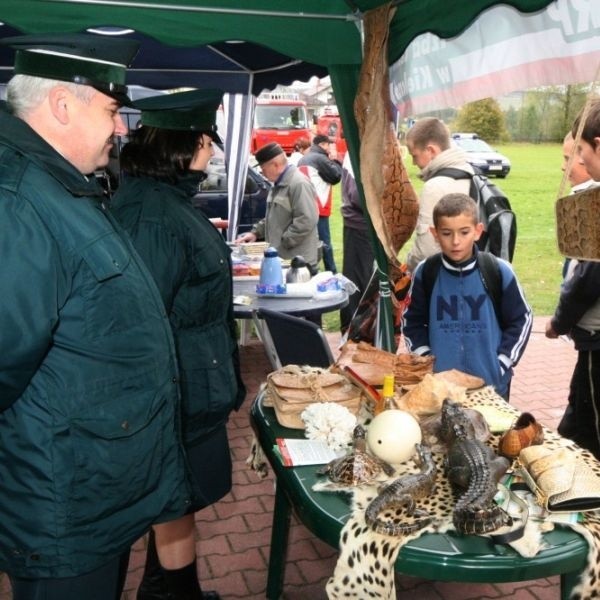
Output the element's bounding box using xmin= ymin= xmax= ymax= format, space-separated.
xmin=255 ymin=290 xmax=314 ymax=298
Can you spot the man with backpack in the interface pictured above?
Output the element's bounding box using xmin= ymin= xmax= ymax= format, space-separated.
xmin=404 ymin=117 xmax=475 ymax=271
xmin=402 ymin=193 xmax=532 ymax=400
xmin=405 ymin=117 xmax=517 ymax=268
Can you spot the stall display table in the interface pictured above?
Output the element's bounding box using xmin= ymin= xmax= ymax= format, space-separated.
xmin=233 ymin=278 xmax=348 ymax=319
xmin=249 ymin=391 xmax=590 ymax=600
xmin=233 ymin=278 xmax=348 ymax=367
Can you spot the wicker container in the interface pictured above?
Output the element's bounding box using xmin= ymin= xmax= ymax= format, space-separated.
xmin=556 ymin=186 xmax=600 ymax=261
xmin=265 ymin=365 xmax=362 ymax=429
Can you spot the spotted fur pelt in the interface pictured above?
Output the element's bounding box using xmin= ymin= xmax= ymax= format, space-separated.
xmin=325 ymin=386 xmax=600 ymax=600
xmin=325 ymin=451 xmax=452 ymax=599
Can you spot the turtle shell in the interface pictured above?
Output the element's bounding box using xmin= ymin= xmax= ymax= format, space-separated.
xmin=320 ymin=425 xmax=394 ymax=485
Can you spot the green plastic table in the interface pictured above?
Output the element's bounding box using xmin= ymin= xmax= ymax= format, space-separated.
xmin=249 ymin=392 xmax=590 ymax=600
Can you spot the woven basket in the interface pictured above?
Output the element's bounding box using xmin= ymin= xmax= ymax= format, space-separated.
xmin=238 ymin=241 xmax=269 ymax=256
xmin=265 ymin=365 xmax=362 ymax=429
xmin=556 ymin=186 xmax=600 ymax=261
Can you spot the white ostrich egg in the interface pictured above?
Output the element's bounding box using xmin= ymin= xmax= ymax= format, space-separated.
xmin=366 ymin=409 xmax=422 ymax=464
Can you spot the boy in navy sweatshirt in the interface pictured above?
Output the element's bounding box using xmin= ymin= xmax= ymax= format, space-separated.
xmin=402 ymin=193 xmax=532 ymax=399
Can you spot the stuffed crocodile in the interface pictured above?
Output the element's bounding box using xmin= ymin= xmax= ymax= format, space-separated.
xmin=440 ymin=398 xmax=512 ymax=534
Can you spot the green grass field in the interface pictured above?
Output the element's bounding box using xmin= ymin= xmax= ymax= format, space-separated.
xmin=324 ymin=142 xmax=567 ymax=331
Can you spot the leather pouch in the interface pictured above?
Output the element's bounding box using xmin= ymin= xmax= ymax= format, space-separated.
xmin=517 ymin=445 xmax=600 ymax=512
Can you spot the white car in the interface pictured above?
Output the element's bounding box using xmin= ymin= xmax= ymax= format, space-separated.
xmin=452 ymin=133 xmax=511 ymax=178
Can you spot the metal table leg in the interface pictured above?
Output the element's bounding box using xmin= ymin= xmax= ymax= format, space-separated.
xmin=251 ymin=310 xmax=281 ymax=370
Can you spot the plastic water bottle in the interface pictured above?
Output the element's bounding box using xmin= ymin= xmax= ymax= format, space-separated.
xmin=257 ymin=247 xmax=285 ymax=294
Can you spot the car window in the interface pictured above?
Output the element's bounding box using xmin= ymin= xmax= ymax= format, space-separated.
xmin=198 ymin=146 xmax=268 ymax=194
xmin=200 ymin=146 xmax=227 ymax=192
xmin=245 ymin=176 xmax=259 ymax=194
xmin=456 ymin=138 xmax=493 ymax=152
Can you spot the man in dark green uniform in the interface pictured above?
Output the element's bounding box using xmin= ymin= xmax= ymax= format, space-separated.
xmin=0 ymin=34 xmax=190 ymax=600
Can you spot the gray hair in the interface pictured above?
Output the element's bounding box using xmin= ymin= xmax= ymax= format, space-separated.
xmin=7 ymin=74 xmax=96 ymax=118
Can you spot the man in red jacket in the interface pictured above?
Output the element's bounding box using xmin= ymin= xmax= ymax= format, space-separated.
xmin=298 ymin=134 xmax=343 ymax=273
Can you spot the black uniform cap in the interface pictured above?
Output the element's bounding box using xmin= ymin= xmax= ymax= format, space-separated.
xmin=133 ymin=88 xmax=223 ymax=143
xmin=1 ymin=33 xmax=139 ymax=106
xmin=255 ymin=142 xmax=285 ymax=164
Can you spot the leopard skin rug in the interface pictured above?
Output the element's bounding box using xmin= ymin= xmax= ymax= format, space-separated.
xmin=322 ymin=386 xmax=600 ymax=600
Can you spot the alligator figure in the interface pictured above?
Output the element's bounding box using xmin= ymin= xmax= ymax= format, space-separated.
xmin=364 ymin=443 xmax=437 ymax=536
xmin=440 ymin=398 xmax=512 ymax=535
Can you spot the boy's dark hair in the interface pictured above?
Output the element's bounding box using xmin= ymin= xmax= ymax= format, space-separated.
xmin=432 ymin=192 xmax=479 ymax=227
xmin=120 ymin=126 xmax=204 ymax=183
xmin=572 ymin=98 xmax=600 ymax=149
xmin=406 ymin=117 xmax=450 ymax=151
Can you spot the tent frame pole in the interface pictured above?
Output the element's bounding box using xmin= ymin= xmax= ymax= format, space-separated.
xmin=44 ymin=0 xmax=361 ymax=21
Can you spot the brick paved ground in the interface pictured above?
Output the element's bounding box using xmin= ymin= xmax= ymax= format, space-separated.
xmin=0 ymin=316 xmax=578 ymax=599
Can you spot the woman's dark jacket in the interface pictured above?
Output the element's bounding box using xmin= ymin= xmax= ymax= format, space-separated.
xmin=111 ymin=176 xmax=246 ymax=450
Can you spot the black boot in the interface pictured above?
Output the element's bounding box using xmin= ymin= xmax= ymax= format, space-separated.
xmin=116 ymin=550 xmax=131 ymax=600
xmin=137 ymin=530 xmax=170 ymax=600
xmin=162 ymin=562 xmax=221 ymax=600
xmin=162 ymin=562 xmax=203 ymax=600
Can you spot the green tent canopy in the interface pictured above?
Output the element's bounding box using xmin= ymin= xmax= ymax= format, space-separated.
xmin=0 ymin=0 xmax=555 ymax=350
xmin=1 ymin=1 xmax=554 ymax=69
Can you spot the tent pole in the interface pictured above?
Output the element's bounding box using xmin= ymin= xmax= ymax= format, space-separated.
xmin=225 ymin=74 xmax=255 ymax=242
xmin=45 ymin=0 xmax=360 ymax=21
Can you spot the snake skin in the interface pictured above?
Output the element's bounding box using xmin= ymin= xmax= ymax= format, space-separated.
xmin=353 ymin=3 xmax=418 ymax=266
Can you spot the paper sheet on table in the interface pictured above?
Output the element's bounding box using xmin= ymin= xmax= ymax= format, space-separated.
xmin=275 ymin=438 xmax=343 ymax=467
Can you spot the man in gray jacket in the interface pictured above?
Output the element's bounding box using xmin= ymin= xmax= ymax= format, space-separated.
xmin=237 ymin=142 xmax=319 ymax=272
xmin=404 ymin=117 xmax=474 ymax=271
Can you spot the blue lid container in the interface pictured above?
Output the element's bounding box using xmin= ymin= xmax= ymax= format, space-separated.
xmin=257 ymin=247 xmax=286 ymax=294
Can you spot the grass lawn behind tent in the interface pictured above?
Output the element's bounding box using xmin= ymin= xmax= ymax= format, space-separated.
xmin=323 ymin=142 xmax=567 ymax=332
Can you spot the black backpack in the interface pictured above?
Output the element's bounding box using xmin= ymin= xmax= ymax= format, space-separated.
xmin=421 ymin=252 xmax=503 ymax=326
xmin=436 ymin=168 xmax=517 ymax=262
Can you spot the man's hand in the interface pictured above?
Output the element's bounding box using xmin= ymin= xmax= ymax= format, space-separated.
xmin=235 ymin=232 xmax=257 ymax=244
xmin=545 ymin=320 xmax=559 ymax=339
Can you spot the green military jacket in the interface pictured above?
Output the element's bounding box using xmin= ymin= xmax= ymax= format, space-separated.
xmin=111 ymin=176 xmax=246 ymax=451
xmin=0 ymin=111 xmax=190 ymax=578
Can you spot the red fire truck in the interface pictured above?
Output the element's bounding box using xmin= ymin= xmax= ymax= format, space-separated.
xmin=316 ymin=108 xmax=347 ymax=161
xmin=251 ymin=93 xmax=312 ymax=155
